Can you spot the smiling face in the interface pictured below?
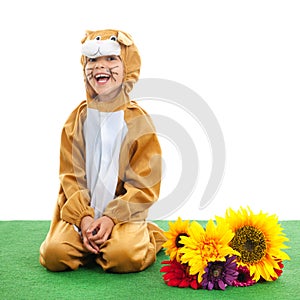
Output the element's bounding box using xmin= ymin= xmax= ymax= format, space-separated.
xmin=85 ymin=55 xmax=124 ymax=102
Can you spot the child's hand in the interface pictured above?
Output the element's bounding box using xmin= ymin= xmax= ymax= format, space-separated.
xmin=80 ymin=215 xmax=114 ymax=254
xmin=87 ymin=216 xmax=114 ymax=246
xmin=80 ymin=216 xmax=100 ymax=254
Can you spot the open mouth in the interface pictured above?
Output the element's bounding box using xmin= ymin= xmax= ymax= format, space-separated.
xmin=94 ymin=73 xmax=110 ymax=83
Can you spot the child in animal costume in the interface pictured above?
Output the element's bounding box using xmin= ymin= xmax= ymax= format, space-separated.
xmin=39 ymin=29 xmax=166 ymax=273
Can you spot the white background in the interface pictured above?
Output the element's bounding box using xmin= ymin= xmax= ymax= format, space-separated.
xmin=0 ymin=0 xmax=299 ymax=220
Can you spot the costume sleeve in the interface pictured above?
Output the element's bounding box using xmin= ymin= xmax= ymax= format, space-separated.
xmin=103 ymin=107 xmax=162 ymax=224
xmin=57 ymin=102 xmax=94 ymax=227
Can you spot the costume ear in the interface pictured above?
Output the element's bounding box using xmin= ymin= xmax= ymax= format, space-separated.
xmin=81 ymin=30 xmax=93 ymax=44
xmin=117 ymin=31 xmax=133 ymax=46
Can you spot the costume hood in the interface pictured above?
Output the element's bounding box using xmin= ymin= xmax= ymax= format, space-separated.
xmin=81 ymin=29 xmax=141 ymax=106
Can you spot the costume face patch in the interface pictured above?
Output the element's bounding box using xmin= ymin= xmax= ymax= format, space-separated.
xmin=82 ymin=35 xmax=121 ymax=58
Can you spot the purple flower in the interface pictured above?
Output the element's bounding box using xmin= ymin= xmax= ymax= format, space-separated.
xmin=201 ymin=256 xmax=239 ymax=290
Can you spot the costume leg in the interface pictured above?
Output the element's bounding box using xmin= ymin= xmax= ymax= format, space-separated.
xmin=147 ymin=221 xmax=167 ymax=253
xmin=39 ymin=210 xmax=90 ymax=271
xmin=96 ymin=221 xmax=166 ymax=273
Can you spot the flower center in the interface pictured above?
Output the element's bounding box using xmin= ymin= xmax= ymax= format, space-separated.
xmin=237 ymin=273 xmax=246 ymax=282
xmin=230 ymin=225 xmax=266 ymax=263
xmin=175 ymin=233 xmax=188 ymax=248
xmin=210 ymin=265 xmax=223 ymax=278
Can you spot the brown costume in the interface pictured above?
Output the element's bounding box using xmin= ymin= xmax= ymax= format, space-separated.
xmin=39 ymin=29 xmax=166 ymax=273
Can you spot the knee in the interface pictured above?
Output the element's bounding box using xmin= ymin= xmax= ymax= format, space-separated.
xmin=40 ymin=240 xmax=78 ymax=272
xmin=99 ymin=239 xmax=155 ymax=273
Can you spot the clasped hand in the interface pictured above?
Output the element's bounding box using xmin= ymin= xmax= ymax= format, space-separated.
xmin=80 ymin=215 xmax=114 ymax=254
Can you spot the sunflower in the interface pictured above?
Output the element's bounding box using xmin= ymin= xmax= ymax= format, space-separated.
xmin=162 ymin=217 xmax=190 ymax=262
xmin=216 ymin=206 xmax=290 ymax=282
xmin=179 ymin=219 xmax=240 ymax=282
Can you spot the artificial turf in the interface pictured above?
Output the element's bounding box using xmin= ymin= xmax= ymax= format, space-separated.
xmin=0 ymin=220 xmax=298 ymax=299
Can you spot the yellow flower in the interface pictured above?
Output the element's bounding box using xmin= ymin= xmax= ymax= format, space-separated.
xmin=163 ymin=217 xmax=190 ymax=262
xmin=179 ymin=219 xmax=240 ymax=282
xmin=216 ymin=206 xmax=290 ymax=282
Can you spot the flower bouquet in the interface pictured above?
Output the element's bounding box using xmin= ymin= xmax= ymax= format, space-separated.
xmin=160 ymin=206 xmax=290 ymax=290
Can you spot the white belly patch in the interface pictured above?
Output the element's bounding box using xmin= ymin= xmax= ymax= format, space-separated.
xmin=84 ymin=108 xmax=128 ymax=219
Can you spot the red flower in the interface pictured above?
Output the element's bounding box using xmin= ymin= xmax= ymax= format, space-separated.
xmin=273 ymin=261 xmax=284 ymax=279
xmin=232 ymin=266 xmax=256 ymax=287
xmin=259 ymin=259 xmax=284 ymax=282
xmin=160 ymin=260 xmax=201 ymax=290
xmin=270 ymin=260 xmax=284 ymax=281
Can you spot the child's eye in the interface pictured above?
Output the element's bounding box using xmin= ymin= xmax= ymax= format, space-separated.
xmin=87 ymin=57 xmax=96 ymax=62
xmin=106 ymin=56 xmax=117 ymax=61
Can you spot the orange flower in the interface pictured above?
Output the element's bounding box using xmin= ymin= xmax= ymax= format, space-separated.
xmin=179 ymin=219 xmax=239 ymax=282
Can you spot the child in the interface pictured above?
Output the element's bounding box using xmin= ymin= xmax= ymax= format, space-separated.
xmin=39 ymin=29 xmax=166 ymax=273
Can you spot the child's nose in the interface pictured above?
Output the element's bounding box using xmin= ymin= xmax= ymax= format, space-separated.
xmin=95 ymin=58 xmax=106 ymax=69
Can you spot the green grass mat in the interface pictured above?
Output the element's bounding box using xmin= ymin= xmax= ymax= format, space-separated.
xmin=0 ymin=220 xmax=298 ymax=299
